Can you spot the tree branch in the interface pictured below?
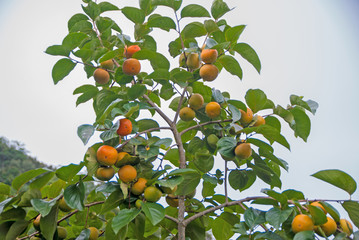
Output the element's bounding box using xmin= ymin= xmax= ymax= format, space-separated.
xmin=180 ymin=119 xmax=232 ymax=135
xmin=173 ymin=86 xmax=188 ymax=123
xmin=116 ymin=126 xmax=172 ymax=151
xmin=142 ymin=94 xmax=173 ymax=127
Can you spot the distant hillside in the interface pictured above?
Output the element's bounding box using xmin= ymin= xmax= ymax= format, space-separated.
xmin=0 ymin=137 xmax=53 ymax=185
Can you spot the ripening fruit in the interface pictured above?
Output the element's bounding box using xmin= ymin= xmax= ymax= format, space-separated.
xmin=118 ymin=165 xmax=137 ymax=183
xmin=316 ymin=217 xmax=337 ymax=237
xmin=179 ymin=53 xmax=186 ymax=67
xmin=234 ymin=143 xmax=252 ymax=159
xmin=340 ymin=219 xmax=353 ymax=236
xmin=115 ymin=151 xmax=131 ymax=168
xmin=310 ymin=201 xmax=327 ymax=214
xmin=124 ymin=45 xmax=141 ymax=58
xmin=96 ymin=145 xmax=118 ymax=166
xmin=95 ymin=166 xmax=115 ymax=181
xmin=88 ymin=227 xmax=99 ymax=240
xmin=201 ymin=49 xmax=218 ymax=64
xmin=253 ymin=115 xmax=265 ymax=127
xmin=200 ymin=64 xmax=219 ymax=82
xmin=205 ymin=102 xmax=221 ymax=119
xmin=179 ymin=107 xmax=196 ymax=121
xmin=186 ymin=53 xmax=200 ymax=70
xmin=131 ymin=178 xmax=147 ymax=195
xmin=144 ymin=186 xmax=162 ymax=202
xmin=58 ymin=197 xmax=72 ymax=212
xmin=135 ymin=199 xmax=143 ymax=209
xmin=291 ymin=214 xmax=314 ymax=233
xmin=33 ymin=214 xmax=41 ymax=230
xmin=188 ymin=93 xmax=204 ymax=110
xmin=117 ymin=118 xmax=132 ymax=136
xmin=161 ymin=185 xmax=177 ymax=194
xmin=100 ymin=59 xmax=114 ymax=70
xmin=122 ymin=58 xmax=141 ymax=76
xmin=57 ymin=226 xmax=67 ymax=239
xmin=93 ymin=68 xmax=110 ymax=85
xmin=207 ymin=134 xmax=219 ymax=149
xmin=239 ymin=108 xmax=253 ymax=124
xmin=166 ymin=195 xmax=179 ymax=208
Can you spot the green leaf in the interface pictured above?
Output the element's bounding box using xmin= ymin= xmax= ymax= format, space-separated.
xmin=112 ymin=208 xmax=141 ymax=234
xmin=266 ymin=207 xmax=293 ymax=229
xmin=228 ymin=104 xmax=241 ymax=122
xmin=342 ymin=201 xmax=359 ymax=228
xmin=254 ymin=232 xmax=283 ymax=240
xmin=40 ymin=205 xmax=58 ymax=240
xmin=264 ymin=116 xmax=281 ymax=132
xmin=320 ymin=201 xmax=340 ymax=222
xmin=31 ymin=198 xmax=58 ymax=217
xmin=234 ymin=43 xmax=261 ymax=73
xmin=212 ymin=212 xmax=239 ymax=240
xmin=147 ymin=15 xmax=176 ymax=31
xmin=100 ymin=120 xmax=120 ymax=142
xmin=151 ymin=0 xmax=182 ymax=10
xmin=96 ymin=17 xmax=114 ymax=33
xmin=228 ymin=170 xmax=248 ymax=190
xmin=182 ymin=22 xmax=207 ymax=39
xmin=156 ymin=176 xmax=183 ymax=189
xmin=175 ymin=173 xmax=201 ymax=196
xmin=225 ymin=25 xmax=246 ymax=43
xmin=45 ymin=45 xmax=70 ymax=57
xmin=29 ymin=172 xmax=55 ymax=190
xmin=73 ymin=84 xmax=99 ymax=106
xmin=181 ymin=4 xmax=210 ymax=18
xmin=164 ymin=149 xmax=180 ymax=167
xmin=121 ymin=7 xmax=145 ymax=24
xmin=192 ymin=82 xmax=212 ymax=103
xmin=218 ymin=55 xmax=243 ymax=79
xmin=12 ymin=168 xmax=49 ymax=191
xmin=244 ymin=208 xmax=266 ymax=230
xmin=262 ymin=189 xmax=288 ymax=207
xmin=64 ymin=182 xmax=85 ymax=211
xmin=194 ymin=151 xmax=214 ymax=173
xmin=289 ymin=107 xmax=311 ymax=142
xmin=290 ymin=95 xmax=312 ymax=113
xmin=0 ymin=183 xmax=10 ymax=195
xmin=56 ymin=162 xmax=84 ymax=182
xmin=52 ymin=58 xmax=76 ymax=84
xmin=169 ymin=168 xmax=198 ymax=176
xmin=176 ymin=120 xmax=197 ymax=143
xmin=204 ymin=19 xmax=219 ymax=33
xmin=100 ymin=190 xmax=124 ymax=214
xmin=82 ymin=1 xmax=100 ymax=20
xmin=217 ymin=137 xmax=236 ymax=160
xmin=186 ymin=218 xmax=206 ymax=240
xmin=137 ymin=119 xmax=160 ymax=132
xmin=68 ymin=13 xmax=89 ymax=31
xmin=141 ymin=202 xmax=165 ymax=225
xmin=311 ymin=169 xmax=357 ymax=195
xmin=128 ymin=84 xmax=147 ymax=100
xmin=5 ymin=220 xmax=29 ymax=240
xmin=293 ymin=231 xmax=315 ymax=240
xmin=77 ymin=124 xmax=95 ymax=145
xmin=245 ymin=89 xmax=267 ymax=113
xmin=99 ymin=2 xmax=119 ymax=13
xmin=211 ymin=0 xmax=231 ymax=19
xmin=133 ymin=50 xmax=170 ymax=70
xmin=62 ymin=32 xmax=88 ymax=50
xmin=75 ymin=229 xmax=90 ymax=240
xmin=308 ymin=205 xmax=327 ymax=225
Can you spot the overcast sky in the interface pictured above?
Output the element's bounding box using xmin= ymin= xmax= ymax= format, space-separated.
xmin=0 ymin=0 xmax=358 ymax=220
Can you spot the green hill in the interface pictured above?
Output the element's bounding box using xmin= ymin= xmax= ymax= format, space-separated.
xmin=0 ymin=137 xmax=53 ymax=185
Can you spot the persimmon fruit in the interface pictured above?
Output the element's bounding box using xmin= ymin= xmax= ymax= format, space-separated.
xmin=188 ymin=93 xmax=204 ymax=110
xmin=234 ymin=143 xmax=252 ymax=159
xmin=95 ymin=166 xmax=115 ymax=181
xmin=118 ymin=165 xmax=137 ymax=183
xmin=96 ymin=145 xmax=118 ymax=166
xmin=124 ymin=45 xmax=141 ymax=58
xmin=100 ymin=59 xmax=114 ymax=70
xmin=122 ymin=58 xmax=141 ymax=76
xmin=131 ymin=177 xmax=147 ymax=195
xmin=201 ymin=49 xmax=218 ymax=64
xmin=291 ymin=214 xmax=314 ymax=233
xmin=144 ymin=186 xmax=162 ymax=202
xmin=93 ymin=68 xmax=110 ymax=85
xmin=179 ymin=107 xmax=195 ymax=122
xmin=200 ymin=64 xmax=219 ymax=82
xmin=205 ymin=102 xmax=221 ymax=119
xmin=117 ymin=118 xmax=132 ymax=136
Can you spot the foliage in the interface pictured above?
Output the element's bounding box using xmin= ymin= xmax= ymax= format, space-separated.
xmin=0 ymin=137 xmax=53 ymax=185
xmin=0 ymin=0 xmax=358 ymax=239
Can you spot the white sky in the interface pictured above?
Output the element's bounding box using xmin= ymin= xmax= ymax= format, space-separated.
xmin=0 ymin=0 xmax=359 ymax=221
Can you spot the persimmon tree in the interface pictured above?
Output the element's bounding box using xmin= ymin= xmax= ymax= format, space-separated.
xmin=1 ymin=0 xmax=359 ymax=239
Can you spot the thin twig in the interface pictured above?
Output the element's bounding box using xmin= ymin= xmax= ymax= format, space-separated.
xmin=180 ymin=119 xmax=232 ymax=135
